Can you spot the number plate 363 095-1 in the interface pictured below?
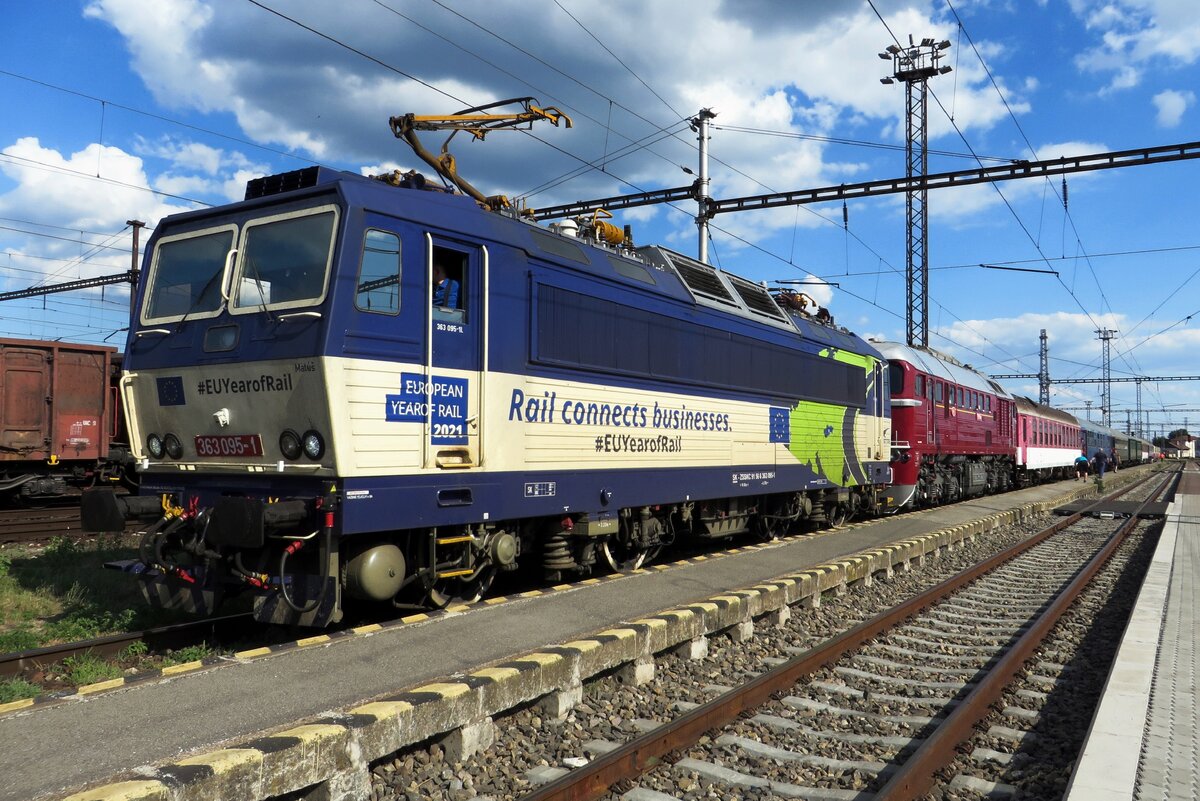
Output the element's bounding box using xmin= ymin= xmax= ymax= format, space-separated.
xmin=194 ymin=434 xmax=264 ymax=458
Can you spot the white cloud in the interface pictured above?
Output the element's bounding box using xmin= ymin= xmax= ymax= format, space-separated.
xmin=1072 ymin=0 xmax=1200 ymax=92
xmin=77 ymin=0 xmax=1029 ymax=247
xmin=1153 ymin=88 xmax=1194 ymax=126
xmin=0 ymin=138 xmax=194 ymax=290
xmin=0 ymin=137 xmax=180 ymax=232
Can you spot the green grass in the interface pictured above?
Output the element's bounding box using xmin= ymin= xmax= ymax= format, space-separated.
xmin=0 ymin=535 xmax=189 ymax=651
xmin=161 ymin=643 xmax=214 ymax=666
xmin=58 ymin=653 xmax=122 ymax=686
xmin=118 ymin=640 xmax=149 ymax=660
xmin=0 ymin=538 xmax=244 ymax=696
xmin=0 ymin=628 xmax=41 ymax=652
xmin=0 ymin=678 xmax=40 ymax=704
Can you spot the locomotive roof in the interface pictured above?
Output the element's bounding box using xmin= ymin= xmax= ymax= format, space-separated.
xmin=870 ymin=340 xmax=1009 ymax=398
xmin=158 ymin=165 xmax=885 ymax=363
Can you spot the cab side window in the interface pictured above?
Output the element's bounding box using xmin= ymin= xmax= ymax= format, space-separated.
xmin=432 ymin=245 xmax=468 ymax=321
xmin=356 ymin=229 xmax=400 ymax=314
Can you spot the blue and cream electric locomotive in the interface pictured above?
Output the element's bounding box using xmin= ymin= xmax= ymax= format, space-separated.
xmin=84 ymin=105 xmax=893 ymax=626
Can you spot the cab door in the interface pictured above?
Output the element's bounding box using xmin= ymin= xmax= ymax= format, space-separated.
xmin=424 ymin=235 xmax=485 ymax=469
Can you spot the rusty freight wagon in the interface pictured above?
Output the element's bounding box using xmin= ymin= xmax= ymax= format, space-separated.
xmin=0 ymin=337 xmax=134 ymax=503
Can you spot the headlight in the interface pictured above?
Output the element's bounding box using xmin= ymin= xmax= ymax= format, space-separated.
xmin=279 ymin=429 xmax=302 ymax=461
xmin=146 ymin=433 xmax=164 ymax=459
xmin=163 ymin=433 xmax=184 ymax=460
xmin=301 ymin=429 xmax=325 ymax=460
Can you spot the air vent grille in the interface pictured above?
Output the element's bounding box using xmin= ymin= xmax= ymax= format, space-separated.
xmin=667 ymin=253 xmax=736 ymax=305
xmin=726 ymin=274 xmax=786 ymax=321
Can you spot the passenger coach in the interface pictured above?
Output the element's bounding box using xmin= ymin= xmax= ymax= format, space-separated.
xmin=1014 ymin=395 xmax=1081 ymax=482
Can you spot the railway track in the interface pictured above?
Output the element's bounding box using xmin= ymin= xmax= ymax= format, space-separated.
xmin=506 ymin=466 xmax=1174 ymax=801
xmin=0 ymin=466 xmax=1167 ymax=801
xmin=0 ymin=613 xmax=256 ymax=682
xmin=0 ymin=506 xmax=90 ymax=544
xmin=0 ymin=496 xmax=137 ymax=545
xmin=0 ymin=469 xmax=1162 ymax=717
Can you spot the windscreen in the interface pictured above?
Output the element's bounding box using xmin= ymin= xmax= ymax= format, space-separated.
xmin=233 ymin=209 xmax=336 ymax=310
xmin=143 ymin=228 xmax=235 ymax=321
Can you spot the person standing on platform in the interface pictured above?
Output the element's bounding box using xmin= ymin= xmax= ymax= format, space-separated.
xmin=1074 ymin=452 xmax=1090 ymax=481
xmin=1092 ymin=448 xmax=1109 ymax=484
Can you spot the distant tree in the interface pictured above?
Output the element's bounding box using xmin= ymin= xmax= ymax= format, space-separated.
xmin=1153 ymin=436 xmax=1168 ymax=448
xmin=1168 ymin=428 xmax=1191 ymax=441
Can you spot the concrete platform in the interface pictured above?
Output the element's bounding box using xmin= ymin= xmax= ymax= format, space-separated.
xmin=1065 ymin=464 xmax=1198 ymax=801
xmin=0 ymin=472 xmax=1142 ymax=801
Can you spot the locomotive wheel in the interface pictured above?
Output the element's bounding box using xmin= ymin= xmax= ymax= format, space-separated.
xmin=825 ymin=503 xmax=850 ymax=528
xmin=427 ymin=566 xmax=496 ymax=608
xmin=601 ymin=539 xmax=660 ymax=572
xmin=753 ymin=515 xmax=785 ymax=542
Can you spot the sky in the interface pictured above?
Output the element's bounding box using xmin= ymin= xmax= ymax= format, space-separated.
xmin=2 ymin=0 xmax=1200 ymax=440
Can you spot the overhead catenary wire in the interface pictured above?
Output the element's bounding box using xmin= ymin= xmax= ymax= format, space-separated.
xmin=940 ymin=0 xmax=1163 ymax=403
xmin=0 ymin=1 xmax=1188 ymax=408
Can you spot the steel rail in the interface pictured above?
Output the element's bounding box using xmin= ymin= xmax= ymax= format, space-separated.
xmin=0 ymin=612 xmax=254 ymax=679
xmin=0 ymin=508 xmax=87 ymax=544
xmin=874 ymin=466 xmax=1178 ymax=799
xmin=518 ymin=467 xmax=1171 ymax=801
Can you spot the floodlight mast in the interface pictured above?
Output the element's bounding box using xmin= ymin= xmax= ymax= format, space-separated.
xmin=879 ymin=36 xmax=952 ymax=348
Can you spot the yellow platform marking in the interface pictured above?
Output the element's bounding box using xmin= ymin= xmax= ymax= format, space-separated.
xmin=562 ymin=639 xmax=602 ymax=653
xmin=63 ymin=780 xmax=170 ymax=801
xmin=351 ymin=700 xmax=414 ymax=720
xmin=412 ymin=681 xmax=471 ymax=700
xmin=275 ymin=723 xmax=347 ymax=743
xmin=596 ymin=627 xmax=638 ymax=642
xmin=235 ymin=647 xmax=273 ymax=659
xmin=472 ymin=666 xmax=521 ymax=682
xmin=173 ymin=748 xmax=263 ymax=771
xmin=296 ymin=635 xmax=331 ymax=648
xmin=161 ymin=660 xmax=203 ymax=677
xmin=76 ymin=678 xmax=125 ymax=695
xmin=513 ymin=652 xmax=565 ymax=667
xmin=0 ymin=697 xmax=35 ymax=715
xmin=631 ymin=616 xmax=668 ymax=631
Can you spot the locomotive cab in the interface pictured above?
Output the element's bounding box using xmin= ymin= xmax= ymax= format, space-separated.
xmin=84 ymin=167 xmax=509 ymax=625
